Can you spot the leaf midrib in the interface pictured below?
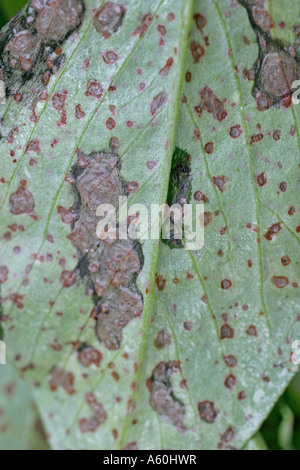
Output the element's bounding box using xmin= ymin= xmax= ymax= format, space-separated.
xmin=117 ymin=0 xmax=195 ymax=449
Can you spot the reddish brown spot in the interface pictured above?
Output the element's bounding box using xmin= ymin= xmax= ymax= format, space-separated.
xmin=271 ymin=276 xmax=289 ymax=288
xmin=279 ymin=182 xmax=287 ymax=192
xmin=156 ymin=275 xmax=166 ymax=291
xmin=288 ymin=206 xmax=295 ymax=216
xmin=106 ymin=117 xmax=116 ymax=130
xmin=159 ymin=57 xmax=173 ymax=76
xmin=273 ymin=129 xmax=281 ymax=141
xmin=86 ymin=80 xmax=103 ymax=101
xmin=154 ymin=329 xmax=172 ymax=349
xmin=185 ymin=71 xmax=192 ymax=83
xmin=224 ymin=355 xmax=237 ymax=368
xmin=229 ymin=125 xmax=243 ymax=138
xmin=190 ymin=41 xmax=205 ymax=63
xmin=0 ymin=266 xmax=9 ymax=284
xmin=49 ymin=367 xmax=75 ymax=394
xmin=102 ymin=51 xmax=118 ymax=64
xmin=212 ymin=176 xmax=228 ymax=192
xmin=150 ymin=92 xmax=168 ymax=116
xmin=194 ymin=13 xmax=207 ymax=33
xmin=78 ymin=347 xmax=102 ymax=367
xmin=75 ymin=104 xmax=86 ymax=120
xmin=220 ymin=324 xmax=234 ymax=339
xmin=221 ymin=279 xmax=232 ymax=290
xmin=246 ymin=325 xmax=258 ymax=337
xmin=128 ymin=181 xmax=138 ymax=193
xmin=281 ymin=256 xmax=290 ymax=266
xmin=26 ymin=140 xmax=40 ymax=153
xmin=250 ymin=133 xmax=264 ymax=145
xmin=60 ymin=270 xmax=75 ymax=288
xmin=20 ymin=57 xmax=32 ymax=71
xmin=109 ymin=137 xmax=120 ymax=150
xmin=256 ymin=172 xmax=267 ymax=187
xmin=79 ymin=393 xmax=107 ymax=433
xmin=157 ymin=24 xmax=166 ymax=36
xmin=253 ymin=5 xmax=274 ymax=31
xmin=264 ymin=223 xmax=281 ymax=241
xmin=195 ymin=86 xmax=228 ymax=122
xmin=224 ymin=374 xmax=236 ymax=390
xmin=220 ymin=427 xmax=235 ymax=444
xmin=52 ymin=91 xmax=67 ymax=111
xmin=194 ymin=190 xmax=208 ymax=202
xmin=238 ymin=391 xmax=246 ymax=401
xmin=204 ymin=142 xmax=214 ymax=154
xmin=132 ymin=13 xmax=152 ymax=38
xmin=10 ymin=185 xmax=35 ymax=215
xmin=57 ymin=206 xmax=76 ymax=224
xmin=93 ymin=3 xmax=126 ymax=38
xmin=183 ymin=321 xmax=193 ymax=331
xmin=123 ymin=442 xmax=138 ymax=450
xmin=198 ymin=401 xmax=218 ymax=423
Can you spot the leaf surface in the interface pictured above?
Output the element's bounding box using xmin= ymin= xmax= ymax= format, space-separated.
xmin=0 ymin=0 xmax=299 ymax=450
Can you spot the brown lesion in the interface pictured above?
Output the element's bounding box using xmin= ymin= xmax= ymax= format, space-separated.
xmin=238 ymin=0 xmax=300 ymax=111
xmin=64 ymin=149 xmax=144 ymax=351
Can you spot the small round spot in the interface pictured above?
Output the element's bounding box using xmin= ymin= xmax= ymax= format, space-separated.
xmin=221 ymin=279 xmax=232 ymax=290
xmin=128 ymin=181 xmax=139 ymax=193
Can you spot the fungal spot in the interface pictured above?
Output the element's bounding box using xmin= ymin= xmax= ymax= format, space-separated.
xmin=212 ymin=176 xmax=229 ymax=192
xmin=0 ymin=0 xmax=84 ymax=98
xmin=264 ymin=223 xmax=281 ymax=241
xmin=256 ymin=172 xmax=267 ymax=186
xmin=221 ymin=279 xmax=232 ymax=290
xmin=273 ymin=129 xmax=281 ymax=141
xmin=150 ymin=92 xmax=168 ymax=116
xmin=224 ymin=355 xmax=237 ymax=368
xmin=229 ymin=125 xmax=243 ymax=138
xmin=246 ymin=325 xmax=258 ymax=336
xmin=60 ymin=270 xmax=76 ymax=288
xmin=10 ymin=184 xmax=35 ymax=215
xmin=238 ymin=1 xmax=300 ymax=111
xmin=155 ymin=275 xmax=166 ymax=291
xmin=79 ymin=392 xmax=107 ymax=433
xmin=238 ymin=391 xmax=247 ymax=400
xmin=279 ymin=182 xmax=287 ymax=192
xmin=154 ymin=329 xmax=172 ymax=349
xmin=250 ymin=133 xmax=263 ymax=144
xmin=93 ymin=3 xmax=126 ymax=38
xmin=194 ymin=13 xmax=207 ymax=34
xmin=64 ymin=150 xmax=143 ymax=351
xmin=147 ymin=362 xmax=185 ymax=431
xmin=0 ymin=266 xmax=9 ymax=284
xmin=49 ymin=366 xmax=75 ymax=395
xmin=57 ymin=205 xmax=76 ymax=224
xmin=220 ymin=323 xmax=234 ymax=339
xmin=159 ymin=57 xmax=173 ymax=76
xmin=75 ymin=104 xmax=85 ymax=120
xmin=163 ymin=147 xmax=192 ymax=249
xmin=102 ymin=51 xmax=118 ymax=64
xmin=132 ymin=13 xmax=152 ymax=38
xmin=224 ymin=374 xmax=236 ymax=390
xmin=190 ymin=41 xmax=205 ymax=63
xmin=195 ymin=86 xmax=228 ymax=122
xmin=281 ymin=256 xmax=290 ymax=266
xmin=86 ymin=80 xmax=104 ymax=101
xmin=204 ymin=142 xmax=214 ymax=154
xmin=271 ymin=276 xmax=289 ymax=288
xmin=198 ymin=400 xmax=218 ymax=423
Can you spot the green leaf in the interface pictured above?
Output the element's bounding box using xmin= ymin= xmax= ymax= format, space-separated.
xmin=0 ymin=0 xmax=299 ymax=450
xmin=0 ymin=363 xmax=48 ymax=450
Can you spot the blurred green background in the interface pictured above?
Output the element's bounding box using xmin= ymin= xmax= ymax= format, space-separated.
xmin=0 ymin=0 xmax=300 ymax=451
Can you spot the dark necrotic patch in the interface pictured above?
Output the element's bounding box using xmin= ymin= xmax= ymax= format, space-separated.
xmin=65 ymin=149 xmax=144 ymax=351
xmin=147 ymin=361 xmax=185 ymax=431
xmin=238 ymin=0 xmax=300 ymax=110
xmin=0 ymin=0 xmax=84 ymax=101
xmin=162 ymin=147 xmax=192 ymax=249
